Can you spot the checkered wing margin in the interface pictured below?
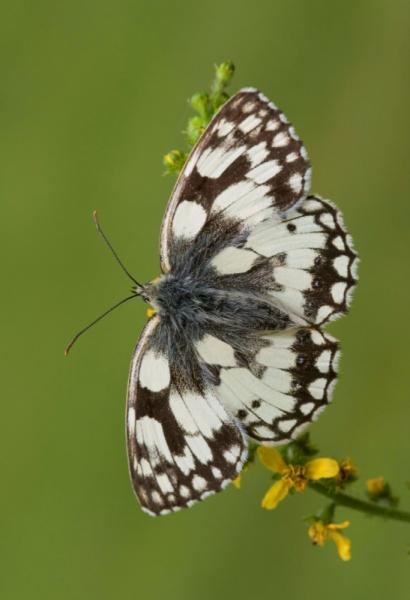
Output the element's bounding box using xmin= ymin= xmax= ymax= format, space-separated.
xmin=126 ymin=316 xmax=247 ymax=516
xmin=160 ymin=88 xmax=311 ymax=273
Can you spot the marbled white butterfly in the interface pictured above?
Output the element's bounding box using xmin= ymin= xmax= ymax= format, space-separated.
xmin=68 ymin=88 xmax=358 ymax=516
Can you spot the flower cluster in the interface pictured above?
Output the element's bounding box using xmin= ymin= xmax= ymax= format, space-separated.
xmin=256 ymin=443 xmax=352 ymax=560
xmin=231 ymin=434 xmax=409 ymax=561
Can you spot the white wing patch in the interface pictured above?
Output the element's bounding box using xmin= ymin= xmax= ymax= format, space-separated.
xmin=172 ymin=200 xmax=207 ymax=239
xmin=247 ymin=159 xmax=282 ymax=184
xmin=247 ymin=141 xmax=269 ymax=167
xmin=210 ymin=246 xmax=259 ymax=275
xmin=239 ymin=114 xmax=262 ymax=134
xmin=195 ymin=334 xmax=237 ymax=366
xmin=139 ymin=349 xmax=170 ymax=392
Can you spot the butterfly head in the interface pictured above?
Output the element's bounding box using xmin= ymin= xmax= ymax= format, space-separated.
xmin=135 ymin=275 xmax=164 ymax=313
xmin=140 ymin=273 xmax=199 ymax=318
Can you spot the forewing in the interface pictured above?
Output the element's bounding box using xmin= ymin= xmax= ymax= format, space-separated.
xmin=160 ymin=88 xmax=311 ymax=272
xmin=126 ymin=316 xmax=247 ymax=516
xmin=195 ymin=327 xmax=340 ymax=444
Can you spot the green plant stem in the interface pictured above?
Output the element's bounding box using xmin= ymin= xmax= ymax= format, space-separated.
xmin=309 ymin=481 xmax=410 ymax=523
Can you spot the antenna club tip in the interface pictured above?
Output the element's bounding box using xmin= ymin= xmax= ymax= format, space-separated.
xmin=92 ymin=210 xmax=98 ymax=222
xmin=64 ymin=340 xmax=74 ymax=356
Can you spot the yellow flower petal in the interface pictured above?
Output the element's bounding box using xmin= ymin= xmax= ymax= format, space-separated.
xmin=306 ymin=458 xmax=340 ymax=480
xmin=261 ymin=479 xmax=291 ymax=510
xmin=327 ymin=520 xmax=350 ymax=531
xmin=329 ymin=530 xmax=351 ymax=561
xmin=258 ymin=447 xmax=287 ymax=473
xmin=232 ymin=475 xmax=241 ymax=489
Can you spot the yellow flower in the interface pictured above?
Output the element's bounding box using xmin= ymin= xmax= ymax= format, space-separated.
xmin=308 ymin=520 xmax=352 ymax=561
xmin=366 ymin=476 xmax=385 ymax=496
xmin=258 ymin=447 xmax=339 ymax=510
xmin=146 ymin=307 xmax=156 ymax=318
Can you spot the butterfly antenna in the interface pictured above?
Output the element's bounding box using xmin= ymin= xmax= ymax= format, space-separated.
xmin=92 ymin=211 xmax=143 ymax=290
xmin=64 ymin=294 xmax=137 ymax=356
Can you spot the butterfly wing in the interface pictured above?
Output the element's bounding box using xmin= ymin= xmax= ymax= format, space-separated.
xmin=160 ymin=88 xmax=311 ymax=273
xmin=194 ymin=326 xmax=340 ymax=444
xmin=126 ymin=316 xmax=247 ymax=516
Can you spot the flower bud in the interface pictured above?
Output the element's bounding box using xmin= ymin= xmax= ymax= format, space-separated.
xmin=163 ymin=149 xmax=187 ymax=174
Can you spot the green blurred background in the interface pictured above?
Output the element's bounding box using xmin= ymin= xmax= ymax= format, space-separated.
xmin=1 ymin=1 xmax=410 ymax=598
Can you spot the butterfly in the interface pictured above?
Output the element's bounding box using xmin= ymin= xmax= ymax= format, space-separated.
xmin=70 ymin=88 xmax=358 ymax=516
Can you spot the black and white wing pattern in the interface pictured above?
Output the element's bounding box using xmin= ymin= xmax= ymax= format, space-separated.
xmin=160 ymin=88 xmax=311 ymax=273
xmin=200 ymin=327 xmax=340 ymax=444
xmin=126 ymin=316 xmax=247 ymax=516
xmin=127 ymin=88 xmax=358 ymax=514
xmin=243 ymin=195 xmax=358 ymax=325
